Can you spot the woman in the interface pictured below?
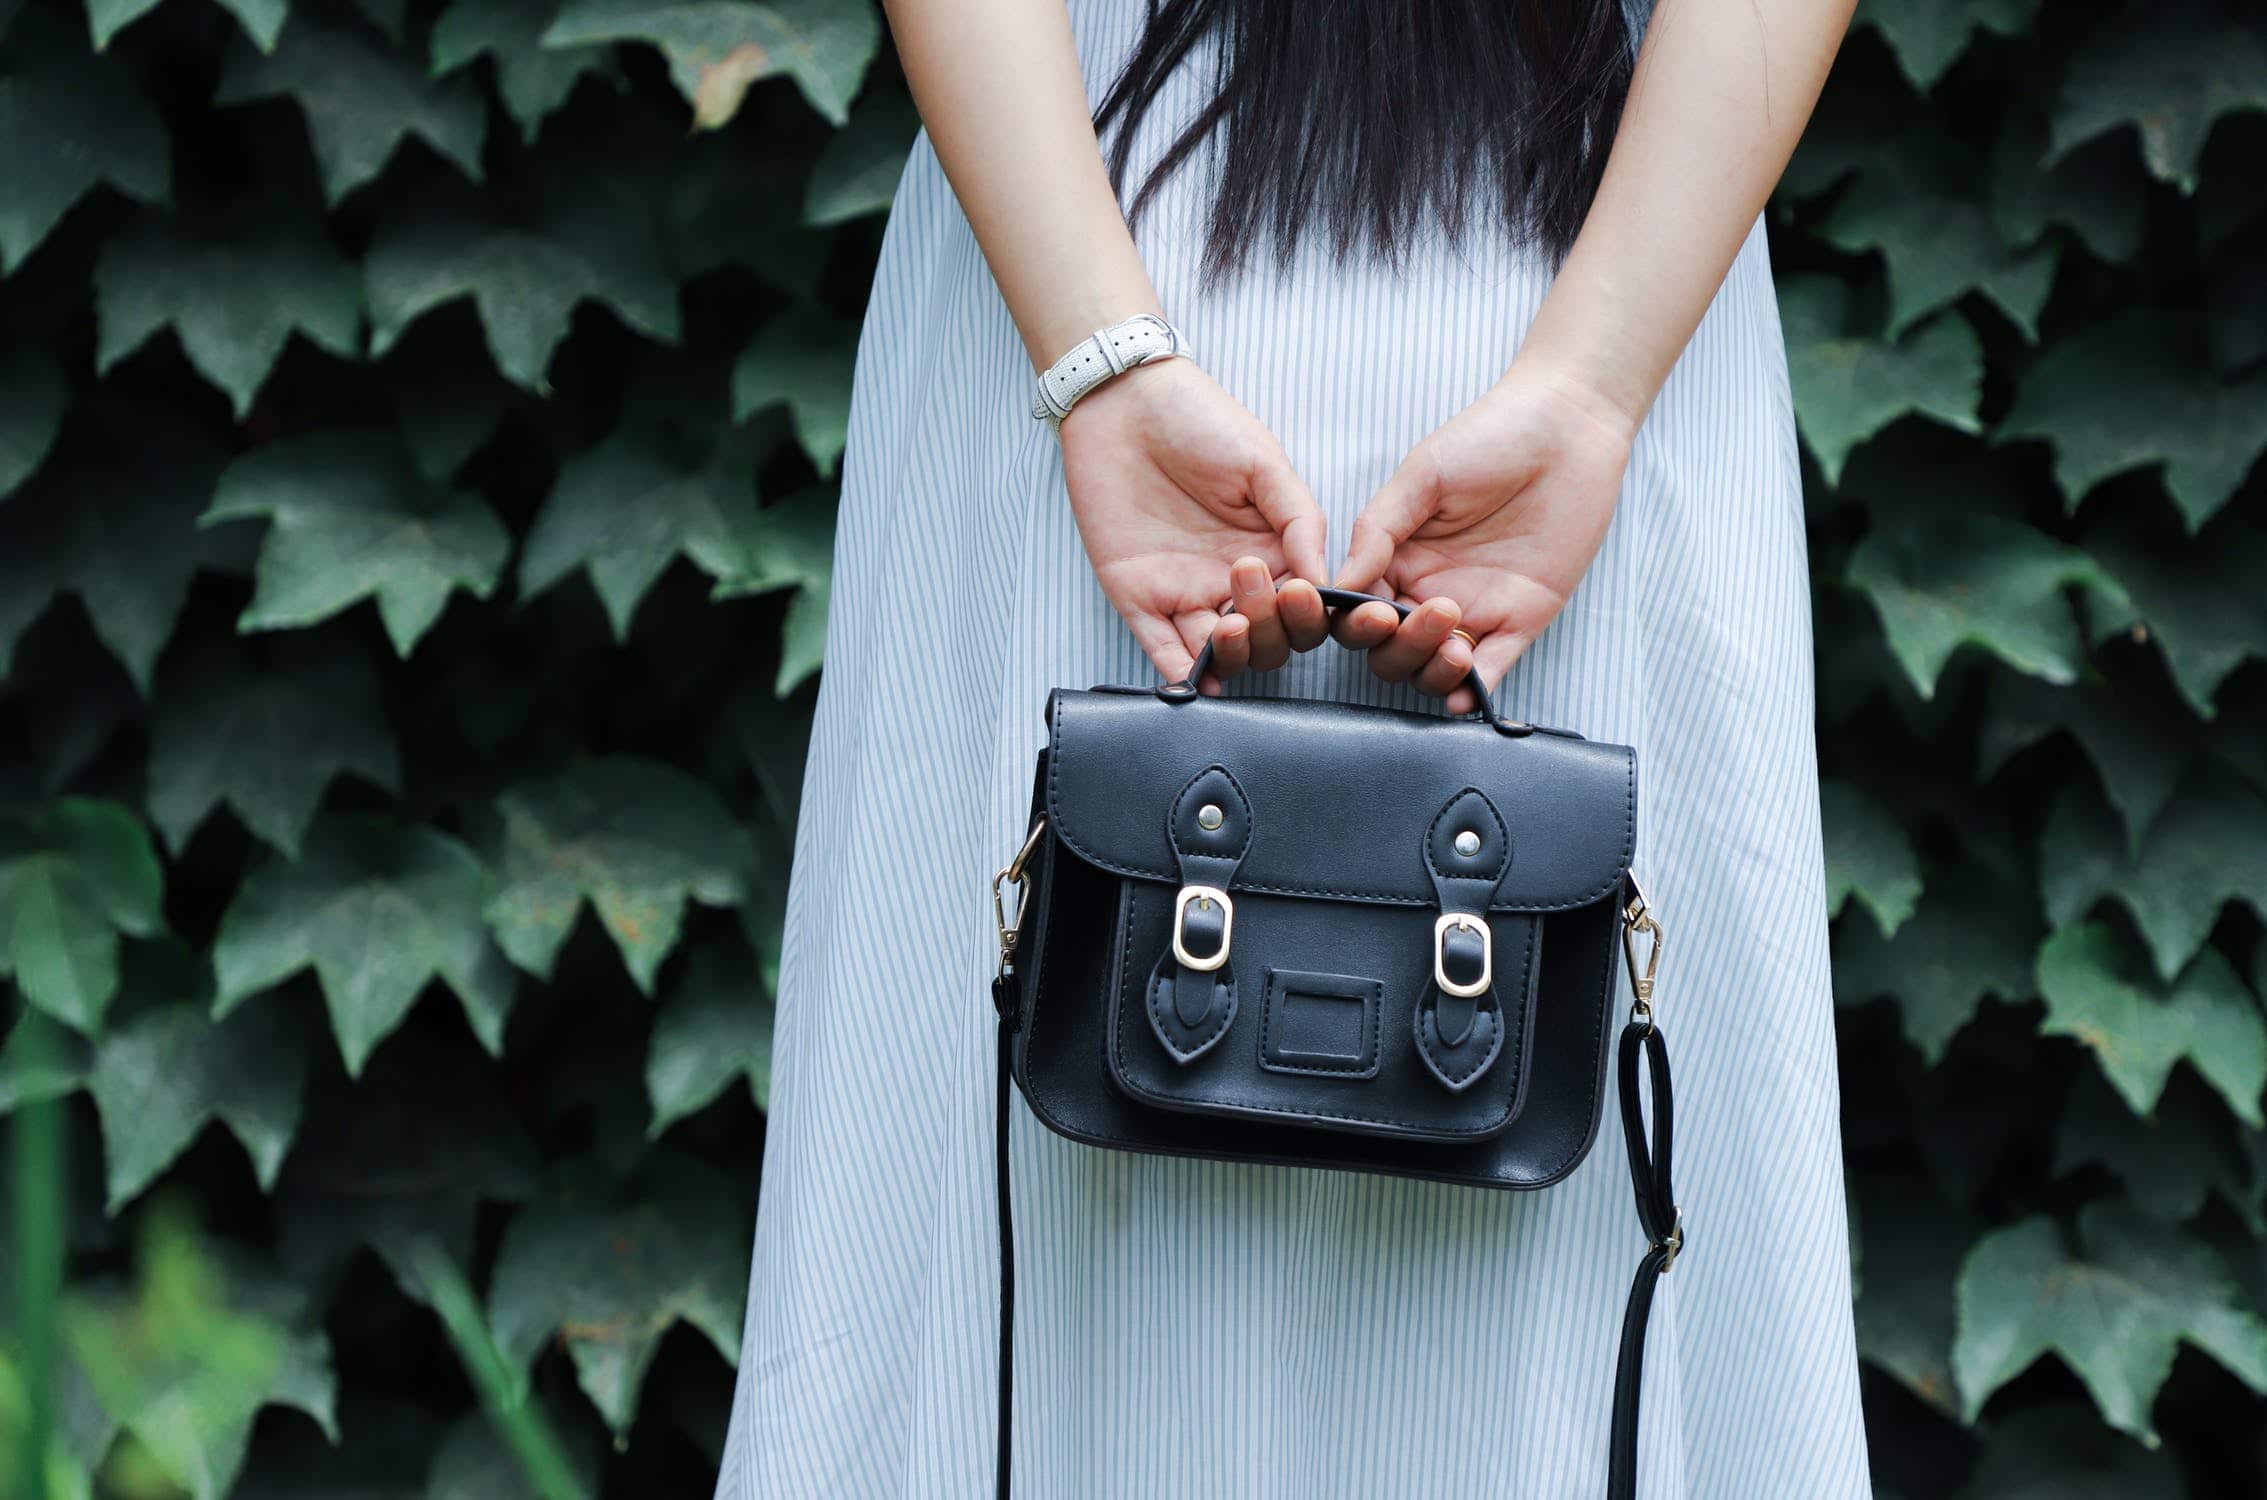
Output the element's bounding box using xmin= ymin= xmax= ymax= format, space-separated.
xmin=716 ymin=0 xmax=1869 ymax=1493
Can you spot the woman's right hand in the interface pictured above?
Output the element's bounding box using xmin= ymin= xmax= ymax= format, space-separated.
xmin=1058 ymin=356 xmax=1330 ymax=689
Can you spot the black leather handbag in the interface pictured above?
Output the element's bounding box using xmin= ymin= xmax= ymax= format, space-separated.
xmin=987 ymin=588 xmax=1683 ymax=1499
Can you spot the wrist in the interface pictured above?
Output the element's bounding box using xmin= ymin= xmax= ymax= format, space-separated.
xmin=1497 ymin=344 xmax=1647 ymax=450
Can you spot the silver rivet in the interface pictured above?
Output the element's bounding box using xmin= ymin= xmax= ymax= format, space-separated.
xmin=1197 ymin=804 xmax=1224 ymax=831
xmin=1453 ymin=830 xmax=1481 ymax=857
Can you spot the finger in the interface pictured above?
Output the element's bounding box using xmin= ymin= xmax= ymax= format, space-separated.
xmin=1229 ymin=556 xmax=1291 ymax=671
xmin=1203 ymin=615 xmax=1250 ymax=694
xmin=1171 ymin=607 xmax=1221 ymax=689
xmin=1248 ymin=451 xmax=1328 ymax=584
xmin=1336 ymin=450 xmax=1439 ymax=592
xmin=1277 ymin=579 xmax=1329 ymax=653
xmin=1471 ymin=629 xmax=1529 ymax=695
xmin=1330 ymin=600 xmax=1402 ymax=652
xmin=1367 ymin=596 xmax=1462 ymax=683
xmin=1414 ymin=632 xmax=1475 ymax=699
xmin=1133 ymin=612 xmax=1196 ymax=687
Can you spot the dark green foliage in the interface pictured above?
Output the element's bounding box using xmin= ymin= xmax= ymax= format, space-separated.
xmin=0 ymin=0 xmax=2262 ymax=1492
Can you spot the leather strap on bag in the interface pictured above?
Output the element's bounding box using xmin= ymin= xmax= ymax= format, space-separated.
xmin=988 ymin=882 xmax=1684 ymax=1500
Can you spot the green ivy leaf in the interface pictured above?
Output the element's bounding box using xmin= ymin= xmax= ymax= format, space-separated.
xmin=1820 ymin=134 xmax=2056 ymax=339
xmin=2046 ymin=0 xmax=2267 ymax=188
xmin=711 ymin=487 xmax=834 ymax=694
xmin=1854 ymin=0 xmax=2035 ymax=90
xmin=430 ymin=0 xmax=616 ymax=142
xmin=1995 ymin=128 xmax=2150 ymax=266
xmin=94 ymin=218 xmax=360 ymax=418
xmin=216 ymin=16 xmax=486 ymax=204
xmin=1980 ymin=667 xmax=2191 ymax=850
xmin=2035 ymin=920 xmax=2266 ymax=1128
xmin=365 ymin=203 xmax=680 ymax=393
xmin=1847 ymin=511 xmax=2122 ymax=698
xmin=0 ymin=344 xmax=66 ymax=499
xmin=0 ymin=799 xmax=165 ymax=1032
xmin=1953 ymin=1201 xmax=2267 ymax=1442
xmin=646 ymin=935 xmax=772 ymax=1136
xmin=2040 ymin=769 xmax=2267 ymax=982
xmin=147 ymin=632 xmax=401 ymax=858
xmin=0 ymin=40 xmax=169 ymax=271
xmin=2056 ymin=1069 xmax=2264 ymax=1232
xmin=213 ymin=813 xmax=515 ymax=1074
xmin=0 ymin=1006 xmax=91 ymax=1109
xmin=87 ymin=0 xmax=286 ymax=51
xmin=1820 ymin=778 xmax=1921 ymax=937
xmin=2082 ymin=517 xmax=2267 ymax=718
xmin=519 ymin=431 xmax=760 ymax=639
xmin=541 ymin=0 xmax=880 ymax=128
xmin=203 ymin=431 xmax=511 ymax=655
xmin=1779 ymin=277 xmax=1981 ymax=486
xmin=731 ymin=308 xmax=854 ymax=474
xmin=487 ymin=1155 xmax=746 ymax=1437
xmin=802 ymin=90 xmax=917 ymax=226
xmin=273 ymin=1036 xmax=538 ymax=1305
xmin=89 ymin=981 xmax=307 ymax=1211
xmin=1835 ymin=870 xmax=2035 ymax=1066
xmin=0 ymin=408 xmax=249 ymax=690
xmin=485 ymin=757 xmax=751 ymax=992
xmin=1852 ymin=1173 xmax=1973 ymax=1417
xmin=1998 ymin=313 xmax=2267 ymax=531
xmin=66 ymin=1217 xmax=337 ymax=1500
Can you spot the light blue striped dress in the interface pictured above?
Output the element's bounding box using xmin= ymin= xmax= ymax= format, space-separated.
xmin=716 ymin=3 xmax=1872 ymax=1495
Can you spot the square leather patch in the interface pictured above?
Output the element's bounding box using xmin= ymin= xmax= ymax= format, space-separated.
xmin=1260 ymin=968 xmax=1382 ymax=1079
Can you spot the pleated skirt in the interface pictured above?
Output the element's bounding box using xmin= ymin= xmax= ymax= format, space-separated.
xmin=715 ymin=4 xmax=1872 ymax=1494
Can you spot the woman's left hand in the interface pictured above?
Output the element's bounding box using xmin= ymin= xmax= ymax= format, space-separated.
xmin=1333 ymin=360 xmax=1638 ymax=712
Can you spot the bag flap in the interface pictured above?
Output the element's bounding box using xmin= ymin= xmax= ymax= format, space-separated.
xmin=1044 ymin=687 xmax=1634 ymax=911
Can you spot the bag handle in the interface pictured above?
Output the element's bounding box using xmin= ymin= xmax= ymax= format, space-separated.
xmin=1160 ymin=585 xmax=1530 ymax=736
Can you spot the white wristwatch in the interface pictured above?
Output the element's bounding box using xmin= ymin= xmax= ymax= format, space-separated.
xmin=1030 ymin=313 xmax=1192 ymax=429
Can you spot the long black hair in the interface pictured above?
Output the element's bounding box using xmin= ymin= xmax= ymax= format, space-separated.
xmin=1094 ymin=0 xmax=1643 ymax=280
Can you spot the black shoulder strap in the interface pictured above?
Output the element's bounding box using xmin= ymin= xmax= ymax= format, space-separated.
xmin=991 ymin=1007 xmax=1682 ymax=1500
xmin=993 ymin=1008 xmax=1019 ymax=1500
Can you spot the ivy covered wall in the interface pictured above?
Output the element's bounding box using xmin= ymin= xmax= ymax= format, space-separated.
xmin=0 ymin=0 xmax=2262 ymax=1493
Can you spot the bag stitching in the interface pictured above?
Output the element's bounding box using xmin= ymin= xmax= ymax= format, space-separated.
xmin=1258 ymin=968 xmax=1383 ymax=1078
xmin=1047 ymin=697 xmax=1635 ymax=909
xmin=1111 ymin=885 xmax=1519 ymax=1134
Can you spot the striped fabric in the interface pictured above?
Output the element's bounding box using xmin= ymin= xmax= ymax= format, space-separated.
xmin=714 ymin=2 xmax=1872 ymax=1495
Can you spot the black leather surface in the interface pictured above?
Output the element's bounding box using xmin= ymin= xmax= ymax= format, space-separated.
xmin=1011 ymin=751 xmax=1631 ymax=1189
xmin=1111 ymin=879 xmax=1542 ymax=1141
xmin=1046 ymin=688 xmax=1635 ymax=912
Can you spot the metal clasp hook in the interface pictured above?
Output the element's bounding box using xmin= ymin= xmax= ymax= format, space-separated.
xmin=1621 ymin=872 xmax=1664 ymax=1029
xmin=993 ymin=818 xmax=1047 ymax=979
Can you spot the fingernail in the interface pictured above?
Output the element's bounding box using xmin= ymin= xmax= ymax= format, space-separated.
xmin=1239 ymin=570 xmax=1266 ymax=598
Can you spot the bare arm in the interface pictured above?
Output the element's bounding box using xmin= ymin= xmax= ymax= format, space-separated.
xmin=880 ymin=0 xmax=1160 ymax=368
xmin=881 ymin=0 xmax=1330 ymax=686
xmin=1340 ymin=0 xmax=1858 ymax=705
xmin=1522 ymin=0 xmax=1861 ymax=429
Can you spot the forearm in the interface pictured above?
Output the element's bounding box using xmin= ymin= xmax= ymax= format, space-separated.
xmin=1518 ymin=0 xmax=1857 ymax=430
xmin=882 ymin=0 xmax=1161 ymax=369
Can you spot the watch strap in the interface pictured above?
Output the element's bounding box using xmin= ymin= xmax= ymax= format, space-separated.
xmin=1031 ymin=313 xmax=1190 ymax=428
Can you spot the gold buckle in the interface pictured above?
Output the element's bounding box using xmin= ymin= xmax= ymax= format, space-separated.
xmin=1171 ymin=885 xmax=1234 ymax=971
xmin=1431 ymin=912 xmax=1492 ymax=998
xmin=1621 ymin=877 xmax=1663 ymax=1027
xmin=992 ymin=818 xmax=1047 ymax=978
